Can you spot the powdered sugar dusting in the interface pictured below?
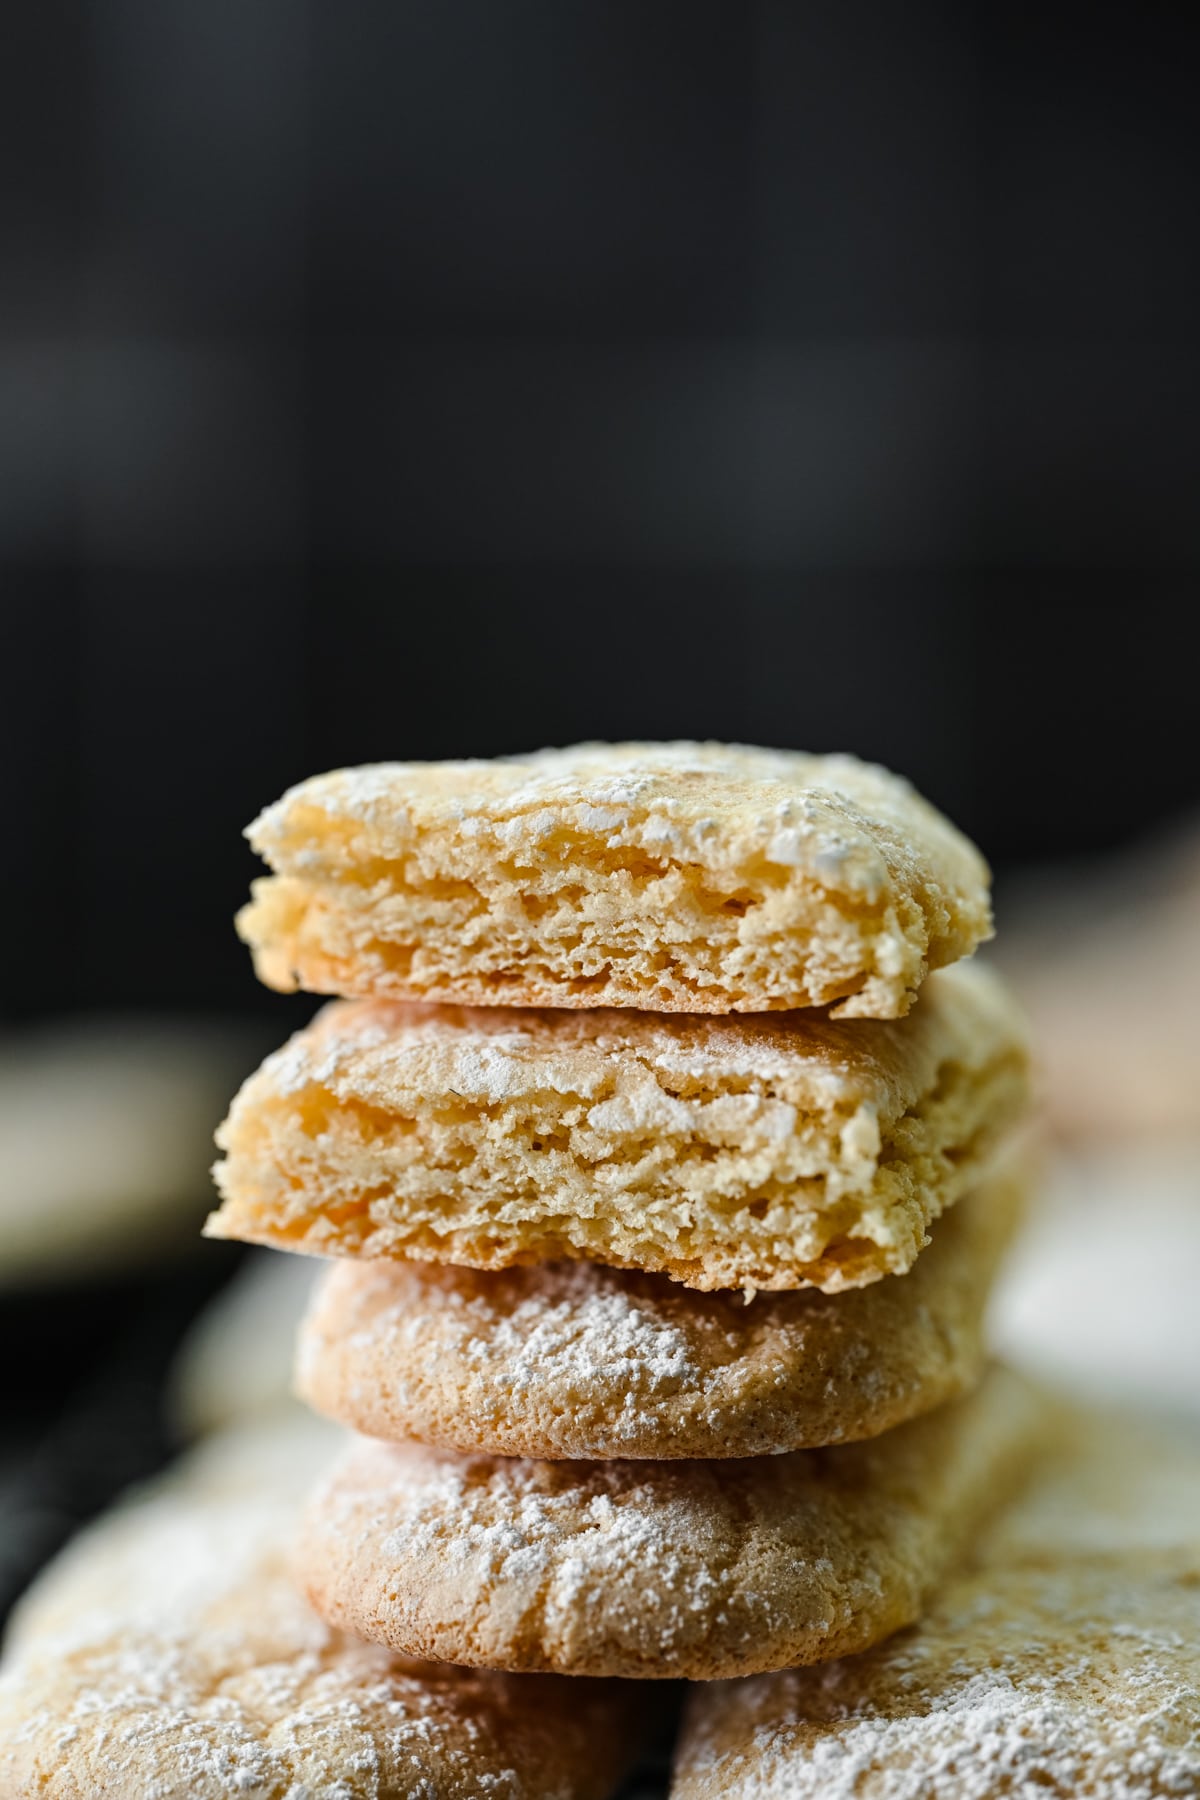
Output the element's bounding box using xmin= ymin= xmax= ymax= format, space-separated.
xmin=676 ymin=1422 xmax=1200 ymax=1799
xmin=0 ymin=1417 xmax=633 ymax=1799
xmin=688 ymin=1573 xmax=1200 ymax=1799
xmin=478 ymin=1279 xmax=699 ymax=1427
xmin=335 ymin=1270 xmax=709 ymax=1454
xmin=334 ymin=1440 xmax=738 ymax=1656
xmin=300 ymin=1373 xmax=1047 ymax=1680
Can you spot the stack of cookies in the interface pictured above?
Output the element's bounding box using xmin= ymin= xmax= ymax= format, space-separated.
xmin=206 ymin=742 xmax=1037 ymax=1686
xmin=8 ymin=741 xmax=1199 ymax=1800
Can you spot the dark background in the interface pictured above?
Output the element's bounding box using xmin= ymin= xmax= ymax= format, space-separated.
xmin=1 ymin=1 xmax=1198 ymax=1654
xmin=3 ymin=2 xmax=1199 ymax=1037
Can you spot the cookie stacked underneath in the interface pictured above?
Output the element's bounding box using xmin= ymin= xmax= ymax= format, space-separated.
xmin=206 ymin=742 xmax=1036 ymax=1684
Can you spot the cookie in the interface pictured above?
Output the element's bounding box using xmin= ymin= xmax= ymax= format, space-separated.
xmin=296 ymin=1170 xmax=1023 ymax=1459
xmin=0 ymin=1413 xmax=643 ymax=1800
xmin=208 ymin=962 xmax=1027 ymax=1293
xmin=671 ymin=1412 xmax=1200 ymax=1798
xmin=237 ymin=743 xmax=991 ymax=1017
xmin=296 ymin=1367 xmax=1045 ymax=1680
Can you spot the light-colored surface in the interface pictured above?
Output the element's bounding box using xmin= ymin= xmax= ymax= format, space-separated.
xmin=169 ymin=1247 xmax=321 ymax=1437
xmin=296 ymin=1172 xmax=1023 ymax=1458
xmin=297 ymin=1367 xmax=1046 ymax=1680
xmin=239 ymin=743 xmax=991 ymax=1017
xmin=208 ymin=963 xmax=1029 ymax=1292
xmin=1001 ymin=819 xmax=1200 ymax=1140
xmin=671 ymin=1413 xmax=1200 ymax=1798
xmin=0 ymin=1412 xmax=643 ymax=1800
xmin=993 ymin=1142 xmax=1200 ymax=1422
xmin=0 ymin=1017 xmax=258 ymax=1285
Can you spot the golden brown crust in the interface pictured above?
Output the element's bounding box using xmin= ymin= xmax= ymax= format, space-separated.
xmin=671 ymin=1415 xmax=1200 ymax=1798
xmin=207 ymin=963 xmax=1028 ymax=1292
xmin=0 ymin=1416 xmax=643 ymax=1800
xmin=238 ymin=743 xmax=992 ymax=1017
xmin=295 ymin=1173 xmax=1022 ymax=1458
xmin=296 ymin=1368 xmax=1046 ymax=1680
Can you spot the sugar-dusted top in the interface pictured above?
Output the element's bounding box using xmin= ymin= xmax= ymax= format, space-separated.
xmin=245 ymin=959 xmax=1025 ymax=1125
xmin=249 ymin=740 xmax=989 ymax=908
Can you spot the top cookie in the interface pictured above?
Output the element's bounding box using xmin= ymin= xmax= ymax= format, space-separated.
xmin=238 ymin=743 xmax=991 ymax=1016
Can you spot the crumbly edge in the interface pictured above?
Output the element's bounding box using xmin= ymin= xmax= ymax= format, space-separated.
xmin=207 ymin=1025 xmax=1027 ymax=1291
xmin=294 ymin=1173 xmax=1022 ymax=1458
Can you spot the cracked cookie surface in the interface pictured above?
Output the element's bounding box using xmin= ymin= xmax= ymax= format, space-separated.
xmin=0 ymin=1415 xmax=642 ymax=1800
xmin=297 ymin=1369 xmax=1045 ymax=1680
xmin=672 ymin=1413 xmax=1200 ymax=1798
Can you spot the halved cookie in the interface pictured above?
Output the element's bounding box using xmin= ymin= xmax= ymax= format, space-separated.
xmin=296 ymin=1367 xmax=1046 ymax=1680
xmin=238 ymin=743 xmax=991 ymax=1017
xmin=208 ymin=962 xmax=1028 ymax=1292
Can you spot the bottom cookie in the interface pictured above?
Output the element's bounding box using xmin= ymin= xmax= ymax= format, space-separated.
xmin=0 ymin=1413 xmax=644 ymax=1800
xmin=297 ymin=1365 xmax=1047 ymax=1680
xmin=671 ymin=1411 xmax=1200 ymax=1798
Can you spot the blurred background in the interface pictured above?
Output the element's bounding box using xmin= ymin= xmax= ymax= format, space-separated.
xmin=2 ymin=0 xmax=1198 ymax=1642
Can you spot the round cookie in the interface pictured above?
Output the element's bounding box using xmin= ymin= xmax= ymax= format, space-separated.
xmin=208 ymin=962 xmax=1029 ymax=1293
xmin=296 ymin=1368 xmax=1046 ymax=1681
xmin=238 ymin=742 xmax=992 ymax=1018
xmin=296 ymin=1172 xmax=1023 ymax=1459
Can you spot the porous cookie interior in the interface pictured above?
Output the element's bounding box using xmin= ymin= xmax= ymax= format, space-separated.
xmin=238 ymin=744 xmax=992 ymax=1016
xmin=208 ymin=965 xmax=1028 ymax=1292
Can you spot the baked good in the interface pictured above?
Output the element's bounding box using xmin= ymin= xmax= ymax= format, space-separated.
xmin=296 ymin=1367 xmax=1045 ymax=1680
xmin=208 ymin=963 xmax=1028 ymax=1293
xmin=237 ymin=743 xmax=991 ymax=1017
xmin=296 ymin=1171 xmax=1023 ymax=1458
xmin=671 ymin=1410 xmax=1200 ymax=1797
xmin=0 ymin=1413 xmax=642 ymax=1800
